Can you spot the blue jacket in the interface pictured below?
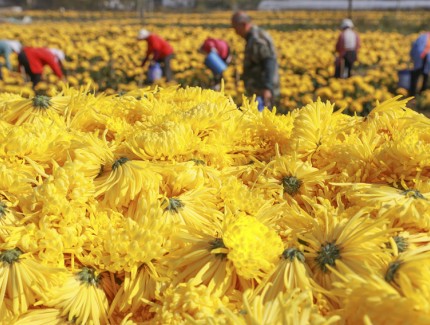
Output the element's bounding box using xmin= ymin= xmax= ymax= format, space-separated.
xmin=410 ymin=32 xmax=430 ymax=74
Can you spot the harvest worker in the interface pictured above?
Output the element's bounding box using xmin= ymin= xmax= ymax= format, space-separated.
xmin=0 ymin=40 xmax=22 ymax=80
xmin=199 ymin=37 xmax=231 ymax=90
xmin=409 ymin=32 xmax=430 ymax=96
xmin=137 ymin=29 xmax=174 ymax=82
xmin=18 ymin=46 xmax=66 ymax=88
xmin=335 ymin=18 xmax=361 ymax=79
xmin=231 ymin=11 xmax=280 ymax=111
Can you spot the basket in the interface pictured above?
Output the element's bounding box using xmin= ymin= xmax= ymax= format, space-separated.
xmin=147 ymin=62 xmax=163 ymax=83
xmin=397 ymin=69 xmax=411 ymax=90
xmin=204 ymin=51 xmax=227 ymax=75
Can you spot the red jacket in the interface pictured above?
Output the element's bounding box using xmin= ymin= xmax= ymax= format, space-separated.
xmin=146 ymin=34 xmax=174 ymax=60
xmin=22 ymin=47 xmax=63 ymax=78
xmin=200 ymin=38 xmax=230 ymax=61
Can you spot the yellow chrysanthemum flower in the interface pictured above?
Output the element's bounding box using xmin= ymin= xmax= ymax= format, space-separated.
xmin=0 ymin=249 xmax=65 ymax=316
xmin=373 ymin=127 xmax=430 ymax=182
xmin=324 ymin=126 xmax=383 ymax=183
xmin=384 ymin=246 xmax=430 ymax=308
xmin=79 ymin=212 xmax=168 ymax=275
xmin=148 ymin=282 xmax=231 ymax=325
xmin=108 ymin=264 xmax=160 ymax=316
xmin=337 ymin=182 xmax=430 ymax=230
xmin=160 ymin=187 xmax=223 ymax=230
xmin=300 ymin=208 xmax=390 ymax=289
xmin=41 ymin=267 xmax=109 ymax=325
xmin=255 ymin=150 xmax=331 ymax=206
xmin=217 ymin=175 xmax=273 ymax=218
xmin=387 ymin=230 xmax=430 ymax=257
xmin=18 ymin=161 xmax=94 ymax=234
xmin=169 ymin=98 xmax=240 ymax=137
xmin=68 ymin=130 xmax=115 ymax=179
xmin=15 ymin=308 xmax=70 ymax=325
xmin=0 ymin=118 xmax=72 ymax=165
xmin=0 ymin=94 xmax=71 ymax=126
xmin=287 ymin=99 xmax=350 ymax=160
xmin=332 ymin=265 xmax=430 ymax=324
xmin=223 ymin=214 xmax=284 ymax=281
xmin=94 ymin=157 xmax=162 ymax=209
xmin=221 ymin=288 xmax=340 ymax=325
xmin=5 ymin=224 xmax=65 ymax=267
xmin=125 ymin=120 xmax=200 ymax=161
xmin=0 ymin=157 xmax=40 ymax=201
xmin=168 ymin=227 xmax=244 ymax=298
xmin=253 ymin=246 xmax=333 ymax=313
xmin=363 ymin=96 xmax=415 ymax=133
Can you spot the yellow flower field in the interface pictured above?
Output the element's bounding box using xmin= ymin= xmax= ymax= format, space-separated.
xmin=1 ymin=10 xmax=430 ymax=324
xmin=1 ymin=10 xmax=429 ymax=114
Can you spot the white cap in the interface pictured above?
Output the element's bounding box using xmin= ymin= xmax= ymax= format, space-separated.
xmin=137 ymin=29 xmax=150 ymax=40
xmin=48 ymin=48 xmax=66 ymax=62
xmin=5 ymin=40 xmax=22 ymax=53
xmin=340 ymin=18 xmax=354 ymax=29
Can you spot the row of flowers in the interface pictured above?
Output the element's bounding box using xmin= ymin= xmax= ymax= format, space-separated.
xmin=0 ymin=10 xmax=427 ymax=114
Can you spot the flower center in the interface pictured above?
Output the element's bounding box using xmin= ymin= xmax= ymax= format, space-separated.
xmin=316 ymin=242 xmax=341 ymax=272
xmin=400 ymin=189 xmax=426 ymax=199
xmin=32 ymin=95 xmax=52 ymax=109
xmin=77 ymin=267 xmax=100 ymax=286
xmin=385 ymin=261 xmax=402 ymax=282
xmin=392 ymin=236 xmax=408 ymax=253
xmin=209 ymin=238 xmax=227 ymax=259
xmin=282 ymin=247 xmax=305 ymax=262
xmin=112 ymin=157 xmax=129 ymax=170
xmin=0 ymin=202 xmax=7 ymax=217
xmin=190 ymin=159 xmax=205 ymax=165
xmin=165 ymin=197 xmax=184 ymax=213
xmin=0 ymin=248 xmax=22 ymax=264
xmin=282 ymin=176 xmax=302 ymax=196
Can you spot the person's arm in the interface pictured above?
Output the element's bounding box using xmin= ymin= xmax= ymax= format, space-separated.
xmin=45 ymin=54 xmax=63 ymax=78
xmin=141 ymin=42 xmax=153 ymax=67
xmin=335 ymin=33 xmax=343 ymax=54
xmin=141 ymin=53 xmax=150 ymax=67
xmin=58 ymin=60 xmax=67 ymax=76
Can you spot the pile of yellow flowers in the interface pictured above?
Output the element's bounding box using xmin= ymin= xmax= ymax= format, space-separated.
xmin=0 ymin=10 xmax=428 ymax=114
xmin=1 ymin=83 xmax=430 ymax=324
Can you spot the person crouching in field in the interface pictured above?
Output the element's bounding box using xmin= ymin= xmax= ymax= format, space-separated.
xmin=18 ymin=46 xmax=66 ymax=89
xmin=335 ymin=18 xmax=360 ymax=79
xmin=137 ymin=29 xmax=174 ymax=83
xmin=409 ymin=32 xmax=430 ymax=96
xmin=199 ymin=38 xmax=232 ymax=90
xmin=0 ymin=40 xmax=22 ymax=80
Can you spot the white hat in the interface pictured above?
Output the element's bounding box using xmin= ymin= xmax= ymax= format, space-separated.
xmin=48 ymin=48 xmax=66 ymax=62
xmin=5 ymin=40 xmax=22 ymax=53
xmin=137 ymin=29 xmax=150 ymax=40
xmin=340 ymin=18 xmax=354 ymax=29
